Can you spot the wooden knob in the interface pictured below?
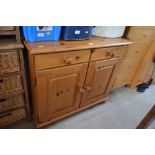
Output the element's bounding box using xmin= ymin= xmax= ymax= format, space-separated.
xmin=79 ymin=88 xmax=85 ymax=93
xmin=106 ymin=51 xmax=115 ymax=57
xmin=135 ymin=51 xmax=139 ymax=54
xmin=106 ymin=51 xmax=111 ymax=56
xmin=111 ymin=52 xmax=115 ymax=57
xmin=86 ymin=86 xmax=92 ymax=91
xmin=64 ymin=57 xmax=72 ymax=64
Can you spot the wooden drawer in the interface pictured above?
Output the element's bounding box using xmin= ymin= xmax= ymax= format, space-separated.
xmin=0 ymin=50 xmax=20 ymax=74
xmin=0 ymin=75 xmax=23 ymax=95
xmin=125 ymin=42 xmax=152 ymax=59
xmin=0 ymin=108 xmax=26 ymax=128
xmin=91 ymin=46 xmax=127 ymax=61
xmin=35 ymin=50 xmax=91 ymax=70
xmin=131 ymin=29 xmax=155 ymax=42
xmin=0 ymin=93 xmax=25 ymax=113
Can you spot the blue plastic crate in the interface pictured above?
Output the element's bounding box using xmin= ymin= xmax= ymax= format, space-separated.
xmin=62 ymin=26 xmax=93 ymax=40
xmin=23 ymin=26 xmax=61 ymax=42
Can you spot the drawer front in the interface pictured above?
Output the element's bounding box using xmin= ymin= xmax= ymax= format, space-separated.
xmin=0 ymin=108 xmax=26 ymax=128
xmin=125 ymin=42 xmax=152 ymax=59
xmin=132 ymin=29 xmax=155 ymax=41
xmin=0 ymin=50 xmax=20 ymax=74
xmin=0 ymin=94 xmax=25 ymax=113
xmin=35 ymin=50 xmax=91 ymax=70
xmin=91 ymin=46 xmax=127 ymax=61
xmin=0 ymin=75 xmax=23 ymax=95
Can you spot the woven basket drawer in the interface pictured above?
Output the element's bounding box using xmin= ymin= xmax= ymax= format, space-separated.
xmin=0 ymin=75 xmax=23 ymax=95
xmin=0 ymin=94 xmax=25 ymax=113
xmin=0 ymin=50 xmax=20 ymax=74
xmin=0 ymin=108 xmax=26 ymax=128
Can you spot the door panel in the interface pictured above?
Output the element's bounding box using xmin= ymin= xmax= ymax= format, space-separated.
xmin=81 ymin=58 xmax=120 ymax=107
xmin=86 ymin=66 xmax=113 ymax=100
xmin=48 ymin=74 xmax=78 ymax=113
xmin=36 ymin=63 xmax=88 ymax=122
xmin=129 ymin=41 xmax=155 ymax=88
xmin=113 ymin=41 xmax=153 ymax=88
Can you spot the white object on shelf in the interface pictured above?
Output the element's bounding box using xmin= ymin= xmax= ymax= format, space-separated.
xmin=92 ymin=26 xmax=126 ymax=38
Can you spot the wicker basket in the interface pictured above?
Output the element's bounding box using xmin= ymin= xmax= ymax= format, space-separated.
xmin=0 ymin=94 xmax=25 ymax=113
xmin=0 ymin=108 xmax=26 ymax=128
xmin=0 ymin=75 xmax=23 ymax=95
xmin=0 ymin=50 xmax=20 ymax=74
xmin=92 ymin=26 xmax=126 ymax=38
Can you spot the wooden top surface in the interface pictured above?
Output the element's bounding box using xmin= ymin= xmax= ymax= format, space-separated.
xmin=24 ymin=37 xmax=132 ymax=55
xmin=128 ymin=26 xmax=155 ymax=30
xmin=0 ymin=39 xmax=23 ymax=50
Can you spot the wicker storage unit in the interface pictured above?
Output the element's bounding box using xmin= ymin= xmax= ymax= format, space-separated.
xmin=0 ymin=26 xmax=30 ymax=128
xmin=0 ymin=108 xmax=26 ymax=128
xmin=0 ymin=75 xmax=23 ymax=95
xmin=0 ymin=50 xmax=20 ymax=74
xmin=0 ymin=26 xmax=15 ymax=31
xmin=0 ymin=93 xmax=25 ymax=113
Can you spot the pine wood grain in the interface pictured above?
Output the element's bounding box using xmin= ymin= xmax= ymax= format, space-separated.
xmin=24 ymin=37 xmax=131 ymax=54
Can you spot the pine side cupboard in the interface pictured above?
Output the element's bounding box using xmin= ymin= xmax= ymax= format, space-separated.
xmin=24 ymin=37 xmax=131 ymax=128
xmin=113 ymin=26 xmax=155 ymax=89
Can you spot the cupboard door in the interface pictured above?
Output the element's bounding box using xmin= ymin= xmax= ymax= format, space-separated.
xmin=36 ymin=63 xmax=88 ymax=122
xmin=134 ymin=62 xmax=154 ymax=85
xmin=129 ymin=41 xmax=155 ymax=88
xmin=81 ymin=58 xmax=121 ymax=107
xmin=113 ymin=41 xmax=153 ymax=89
xmin=113 ymin=58 xmax=138 ymax=89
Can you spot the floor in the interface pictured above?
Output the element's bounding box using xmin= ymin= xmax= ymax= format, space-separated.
xmin=9 ymin=85 xmax=155 ymax=129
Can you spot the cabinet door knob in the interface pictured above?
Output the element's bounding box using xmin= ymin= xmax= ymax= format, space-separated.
xmin=79 ymin=88 xmax=85 ymax=93
xmin=64 ymin=57 xmax=72 ymax=64
xmin=86 ymin=86 xmax=92 ymax=91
